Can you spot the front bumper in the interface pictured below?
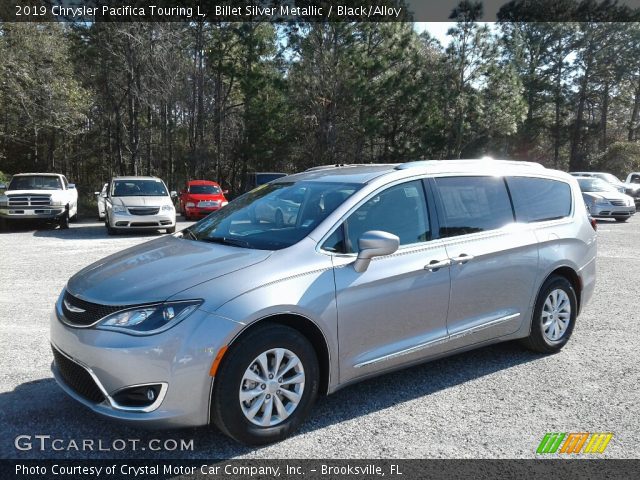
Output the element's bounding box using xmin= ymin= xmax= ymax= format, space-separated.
xmin=0 ymin=206 xmax=65 ymax=220
xmin=588 ymin=204 xmax=636 ymax=218
xmin=108 ymin=210 xmax=176 ymax=230
xmin=50 ymin=298 xmax=241 ymax=428
xmin=184 ymin=206 xmax=223 ymax=218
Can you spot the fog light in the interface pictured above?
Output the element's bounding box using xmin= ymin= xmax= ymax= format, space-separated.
xmin=112 ymin=384 xmax=163 ymax=408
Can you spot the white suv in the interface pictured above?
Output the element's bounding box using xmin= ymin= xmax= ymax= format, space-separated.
xmin=104 ymin=176 xmax=176 ymax=235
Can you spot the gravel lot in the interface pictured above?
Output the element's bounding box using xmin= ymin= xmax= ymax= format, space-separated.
xmin=1 ymin=215 xmax=638 ymax=459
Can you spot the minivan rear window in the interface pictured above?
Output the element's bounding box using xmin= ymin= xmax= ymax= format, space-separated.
xmin=507 ymin=177 xmax=572 ymax=222
xmin=435 ymin=176 xmax=514 ymax=237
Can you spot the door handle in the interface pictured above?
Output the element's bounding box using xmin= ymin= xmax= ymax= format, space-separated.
xmin=451 ymin=254 xmax=475 ymax=265
xmin=424 ymin=259 xmax=452 ymax=271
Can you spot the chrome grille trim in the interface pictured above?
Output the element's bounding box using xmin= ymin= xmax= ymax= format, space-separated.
xmin=7 ymin=194 xmax=52 ymax=207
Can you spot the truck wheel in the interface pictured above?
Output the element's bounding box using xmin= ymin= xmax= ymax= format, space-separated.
xmin=59 ymin=211 xmax=70 ymax=230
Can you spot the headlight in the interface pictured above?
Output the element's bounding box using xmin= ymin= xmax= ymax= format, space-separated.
xmin=113 ymin=205 xmax=127 ymax=214
xmin=221 ymin=201 xmax=228 ymax=207
xmin=162 ymin=204 xmax=174 ymax=211
xmin=50 ymin=198 xmax=65 ymax=206
xmin=592 ymin=198 xmax=608 ymax=206
xmin=97 ymin=300 xmax=202 ymax=335
xmin=185 ymin=202 xmax=195 ymax=208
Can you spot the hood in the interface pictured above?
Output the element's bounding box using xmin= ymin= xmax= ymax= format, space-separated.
xmin=6 ymin=189 xmax=62 ymax=196
xmin=66 ymin=235 xmax=272 ymax=305
xmin=583 ymin=191 xmax=632 ymax=202
xmin=112 ymin=196 xmax=171 ymax=207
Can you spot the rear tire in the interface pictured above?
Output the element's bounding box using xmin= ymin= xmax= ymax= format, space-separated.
xmin=521 ymin=275 xmax=577 ymax=354
xmin=211 ymin=324 xmax=319 ymax=446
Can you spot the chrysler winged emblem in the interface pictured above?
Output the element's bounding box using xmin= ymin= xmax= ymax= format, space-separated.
xmin=64 ymin=299 xmax=86 ymax=313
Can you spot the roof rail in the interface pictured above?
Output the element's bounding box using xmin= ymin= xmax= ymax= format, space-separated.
xmin=304 ymin=163 xmax=392 ymax=172
xmin=395 ymin=159 xmax=545 ymax=170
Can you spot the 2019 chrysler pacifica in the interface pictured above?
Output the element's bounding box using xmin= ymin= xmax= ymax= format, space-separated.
xmin=51 ymin=160 xmax=597 ymax=445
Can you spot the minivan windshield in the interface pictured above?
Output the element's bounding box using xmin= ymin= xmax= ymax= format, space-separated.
xmin=9 ymin=175 xmax=62 ymax=190
xmin=112 ymin=179 xmax=168 ymax=197
xmin=578 ymin=178 xmax=619 ymax=193
xmin=186 ymin=181 xmax=361 ymax=250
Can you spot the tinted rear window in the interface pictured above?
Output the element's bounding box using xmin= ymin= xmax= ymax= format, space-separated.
xmin=435 ymin=176 xmax=514 ymax=237
xmin=507 ymin=177 xmax=572 ymax=222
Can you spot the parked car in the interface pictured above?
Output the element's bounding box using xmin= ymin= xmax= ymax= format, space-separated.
xmin=250 ymin=185 xmax=305 ymax=226
xmin=179 ymin=180 xmax=228 ymax=220
xmin=569 ymin=171 xmax=626 ymax=193
xmin=626 ymin=172 xmax=640 ymax=184
xmin=0 ymin=173 xmax=78 ymax=230
xmin=103 ymin=176 xmax=177 ymax=235
xmin=244 ymin=172 xmax=287 ymax=193
xmin=51 ymin=160 xmax=596 ymax=445
xmin=576 ymin=176 xmax=636 ymax=222
xmin=624 ymin=172 xmax=640 ymax=206
xmin=95 ymin=183 xmax=108 ymax=221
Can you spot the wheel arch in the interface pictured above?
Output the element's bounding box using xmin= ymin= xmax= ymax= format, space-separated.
xmin=227 ymin=313 xmax=332 ymax=396
xmin=541 ymin=266 xmax=582 ymax=314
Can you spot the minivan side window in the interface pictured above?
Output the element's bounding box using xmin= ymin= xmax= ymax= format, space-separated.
xmin=507 ymin=177 xmax=572 ymax=223
xmin=435 ymin=176 xmax=514 ymax=237
xmin=328 ymin=180 xmax=430 ymax=254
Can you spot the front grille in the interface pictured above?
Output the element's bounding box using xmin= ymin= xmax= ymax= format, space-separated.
xmin=61 ymin=291 xmax=125 ymax=327
xmin=52 ymin=345 xmax=105 ymax=403
xmin=609 ymin=200 xmax=627 ymax=207
xmin=129 ymin=207 xmax=160 ymax=216
xmin=8 ymin=194 xmax=51 ymax=207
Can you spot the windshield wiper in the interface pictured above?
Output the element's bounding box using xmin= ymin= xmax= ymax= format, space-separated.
xmin=201 ymin=236 xmax=251 ymax=248
xmin=181 ymin=228 xmax=198 ymax=240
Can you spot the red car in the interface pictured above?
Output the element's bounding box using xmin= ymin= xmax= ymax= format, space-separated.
xmin=179 ymin=180 xmax=229 ymax=220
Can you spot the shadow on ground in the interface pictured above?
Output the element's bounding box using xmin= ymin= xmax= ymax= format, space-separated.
xmin=1 ymin=342 xmax=543 ymax=459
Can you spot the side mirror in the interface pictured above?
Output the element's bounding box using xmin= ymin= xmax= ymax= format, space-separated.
xmin=223 ymin=189 xmax=229 ymax=195
xmin=68 ymin=183 xmax=76 ymax=190
xmin=353 ymin=230 xmax=399 ymax=273
xmin=170 ymin=191 xmax=178 ymax=198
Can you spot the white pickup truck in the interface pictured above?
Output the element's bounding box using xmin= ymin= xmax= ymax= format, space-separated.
xmin=0 ymin=173 xmax=78 ymax=230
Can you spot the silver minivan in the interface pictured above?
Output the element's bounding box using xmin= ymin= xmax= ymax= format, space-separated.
xmin=51 ymin=160 xmax=597 ymax=445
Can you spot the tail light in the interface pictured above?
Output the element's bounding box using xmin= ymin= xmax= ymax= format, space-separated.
xmin=589 ymin=216 xmax=597 ymax=231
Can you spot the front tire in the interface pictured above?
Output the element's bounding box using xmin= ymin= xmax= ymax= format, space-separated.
xmin=521 ymin=275 xmax=577 ymax=353
xmin=59 ymin=211 xmax=70 ymax=229
xmin=105 ymin=216 xmax=117 ymax=236
xmin=211 ymin=324 xmax=319 ymax=446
